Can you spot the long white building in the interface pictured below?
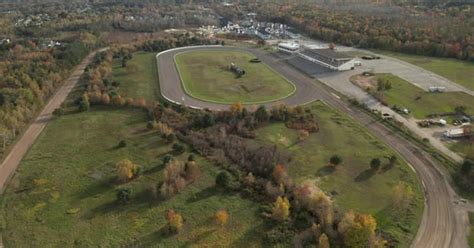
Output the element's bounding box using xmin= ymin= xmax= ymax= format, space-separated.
xmin=297 ymin=47 xmax=356 ymax=71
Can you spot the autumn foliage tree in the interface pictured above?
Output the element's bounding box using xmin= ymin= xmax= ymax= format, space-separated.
xmin=392 ymin=181 xmax=414 ymax=209
xmin=272 ymin=196 xmax=290 ymax=222
xmin=229 ymin=102 xmax=243 ymax=115
xmin=116 ymin=159 xmax=140 ymax=183
xmin=272 ymin=164 xmax=288 ymax=185
xmin=318 ymin=233 xmax=330 ymax=248
xmin=160 ymin=159 xmax=187 ymax=199
xmin=166 ymin=209 xmax=183 ymax=234
xmin=338 ymin=210 xmax=385 ymax=247
xmin=214 ymin=210 xmax=229 ymax=227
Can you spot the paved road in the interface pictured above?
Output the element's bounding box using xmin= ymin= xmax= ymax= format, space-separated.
xmin=0 ymin=48 xmax=107 ymax=193
xmin=157 ymin=46 xmax=466 ymax=248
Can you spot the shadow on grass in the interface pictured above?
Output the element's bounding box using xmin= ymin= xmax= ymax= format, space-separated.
xmin=186 ymin=185 xmax=219 ymax=204
xmin=355 ymin=169 xmax=375 ymax=182
xmin=76 ymin=176 xmax=117 ymax=200
xmin=84 ymin=189 xmax=158 ymax=219
xmin=316 ymin=165 xmax=336 ymax=177
xmin=231 ymin=220 xmax=271 ymax=247
xmin=186 ymin=185 xmax=239 ymax=204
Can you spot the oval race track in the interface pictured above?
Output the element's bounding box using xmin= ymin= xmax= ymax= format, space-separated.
xmin=156 ymin=45 xmax=321 ymax=110
xmin=157 ymin=45 xmax=467 ymax=248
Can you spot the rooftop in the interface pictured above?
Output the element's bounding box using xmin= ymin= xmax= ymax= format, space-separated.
xmin=301 ymin=48 xmax=352 ymax=60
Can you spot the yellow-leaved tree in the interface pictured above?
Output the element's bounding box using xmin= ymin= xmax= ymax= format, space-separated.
xmin=116 ymin=159 xmax=140 ymax=183
xmin=272 ymin=196 xmax=290 ymax=222
xmin=166 ymin=209 xmax=183 ymax=234
xmin=214 ymin=210 xmax=229 ymax=227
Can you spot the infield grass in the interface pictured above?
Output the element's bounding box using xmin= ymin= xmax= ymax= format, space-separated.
xmin=256 ymin=101 xmax=423 ymax=247
xmin=0 ymin=108 xmax=266 ymax=247
xmin=175 ymin=50 xmax=295 ymax=104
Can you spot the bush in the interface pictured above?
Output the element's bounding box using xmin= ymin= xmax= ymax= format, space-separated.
xmin=162 ymin=155 xmax=173 ymax=164
xmin=370 ymin=158 xmax=381 ymax=172
xmin=116 ymin=188 xmax=132 ymax=204
xmin=329 ymin=155 xmax=342 ymax=166
xmin=118 ymin=139 xmax=127 ymax=148
xmin=216 ymin=171 xmax=231 ymax=188
xmin=147 ymin=120 xmax=157 ymax=130
xmin=53 ymin=107 xmax=65 ymax=116
xmin=172 ymin=143 xmax=185 ymax=154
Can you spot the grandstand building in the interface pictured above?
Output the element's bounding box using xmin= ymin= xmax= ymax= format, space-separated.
xmin=297 ymin=47 xmax=355 ymax=71
xmin=277 ymin=42 xmax=300 ymax=54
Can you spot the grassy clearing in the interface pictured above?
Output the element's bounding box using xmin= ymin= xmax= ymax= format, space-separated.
xmin=376 ymin=74 xmax=474 ymax=120
xmin=469 ymin=212 xmax=474 ymax=247
xmin=256 ymin=101 xmax=423 ymax=247
xmin=175 ymin=50 xmax=295 ymax=104
xmin=0 ymin=108 xmax=265 ymax=247
xmin=112 ymin=52 xmax=160 ymax=100
xmin=376 ymin=50 xmax=474 ymax=90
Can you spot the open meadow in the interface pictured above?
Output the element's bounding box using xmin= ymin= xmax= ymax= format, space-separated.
xmin=112 ymin=52 xmax=160 ymax=100
xmin=174 ymin=49 xmax=295 ymax=104
xmin=374 ymin=74 xmax=474 ymax=120
xmin=0 ymin=108 xmax=267 ymax=247
xmin=256 ymin=102 xmax=423 ymax=247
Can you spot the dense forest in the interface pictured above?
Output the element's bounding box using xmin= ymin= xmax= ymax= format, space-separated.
xmin=217 ymin=1 xmax=474 ymax=61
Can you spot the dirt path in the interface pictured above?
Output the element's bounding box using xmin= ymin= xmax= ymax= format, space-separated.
xmin=157 ymin=45 xmax=466 ymax=248
xmin=0 ymin=48 xmax=107 ymax=193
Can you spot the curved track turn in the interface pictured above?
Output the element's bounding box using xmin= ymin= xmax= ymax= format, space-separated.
xmin=157 ymin=45 xmax=467 ymax=248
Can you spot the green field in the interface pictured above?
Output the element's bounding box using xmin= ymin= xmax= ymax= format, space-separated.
xmin=469 ymin=212 xmax=474 ymax=247
xmin=377 ymin=51 xmax=474 ymax=90
xmin=0 ymin=108 xmax=266 ymax=247
xmin=112 ymin=52 xmax=160 ymax=100
xmin=174 ymin=50 xmax=295 ymax=104
xmin=256 ymin=102 xmax=423 ymax=247
xmin=376 ymin=74 xmax=474 ymax=120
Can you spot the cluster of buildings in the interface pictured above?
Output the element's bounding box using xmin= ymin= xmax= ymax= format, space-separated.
xmin=209 ymin=20 xmax=300 ymax=40
xmin=14 ymin=13 xmax=51 ymax=27
xmin=278 ymin=42 xmax=358 ymax=71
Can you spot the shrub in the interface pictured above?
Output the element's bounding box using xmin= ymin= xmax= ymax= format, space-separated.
xmin=118 ymin=139 xmax=127 ymax=148
xmin=172 ymin=143 xmax=185 ymax=154
xmin=116 ymin=159 xmax=140 ymax=183
xmin=116 ymin=188 xmax=132 ymax=204
xmin=214 ymin=210 xmax=229 ymax=226
xmin=329 ymin=155 xmax=342 ymax=166
xmin=166 ymin=209 xmax=183 ymax=234
xmin=272 ymin=196 xmax=290 ymax=222
xmin=216 ymin=171 xmax=231 ymax=188
xmin=370 ymin=158 xmax=381 ymax=172
xmin=147 ymin=120 xmax=157 ymax=130
xmin=53 ymin=107 xmax=65 ymax=116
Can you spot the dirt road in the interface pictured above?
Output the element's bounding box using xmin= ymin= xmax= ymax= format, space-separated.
xmin=157 ymin=46 xmax=467 ymax=248
xmin=0 ymin=48 xmax=107 ymax=193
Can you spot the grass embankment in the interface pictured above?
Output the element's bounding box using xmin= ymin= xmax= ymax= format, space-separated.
xmin=469 ymin=212 xmax=474 ymax=247
xmin=256 ymin=102 xmax=423 ymax=247
xmin=0 ymin=108 xmax=265 ymax=247
xmin=112 ymin=52 xmax=160 ymax=100
xmin=376 ymin=74 xmax=474 ymax=120
xmin=376 ymin=51 xmax=474 ymax=91
xmin=174 ymin=49 xmax=295 ymax=104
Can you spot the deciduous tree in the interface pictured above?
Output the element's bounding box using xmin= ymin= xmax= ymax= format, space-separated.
xmin=166 ymin=209 xmax=183 ymax=234
xmin=272 ymin=196 xmax=290 ymax=222
xmin=214 ymin=210 xmax=229 ymax=227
